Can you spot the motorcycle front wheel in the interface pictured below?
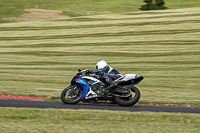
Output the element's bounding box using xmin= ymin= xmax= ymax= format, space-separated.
xmin=114 ymin=86 xmax=140 ymax=106
xmin=61 ymin=85 xmax=83 ymax=104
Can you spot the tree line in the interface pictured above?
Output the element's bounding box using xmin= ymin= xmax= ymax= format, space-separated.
xmin=143 ymin=0 xmax=165 ymax=10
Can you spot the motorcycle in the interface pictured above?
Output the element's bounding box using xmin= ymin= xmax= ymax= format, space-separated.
xmin=61 ymin=69 xmax=143 ymax=106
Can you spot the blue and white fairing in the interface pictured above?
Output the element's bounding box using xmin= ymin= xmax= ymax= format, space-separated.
xmin=73 ymin=76 xmax=104 ymax=100
xmin=74 ymin=74 xmax=143 ymax=100
xmin=114 ymin=74 xmax=144 ymax=85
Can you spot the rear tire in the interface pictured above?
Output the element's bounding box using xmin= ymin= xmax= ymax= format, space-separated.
xmin=114 ymin=86 xmax=140 ymax=106
xmin=61 ymin=85 xmax=83 ymax=104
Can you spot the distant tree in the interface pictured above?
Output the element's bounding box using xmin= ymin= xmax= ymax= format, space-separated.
xmin=155 ymin=0 xmax=165 ymax=7
xmin=143 ymin=0 xmax=165 ymax=10
xmin=143 ymin=0 xmax=153 ymax=10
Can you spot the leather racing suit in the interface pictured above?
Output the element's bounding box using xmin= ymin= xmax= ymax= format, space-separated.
xmin=90 ymin=66 xmax=122 ymax=86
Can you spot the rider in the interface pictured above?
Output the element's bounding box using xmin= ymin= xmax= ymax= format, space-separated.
xmin=89 ymin=60 xmax=122 ymax=88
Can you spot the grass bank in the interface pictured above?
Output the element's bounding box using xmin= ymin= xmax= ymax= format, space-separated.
xmin=0 ymin=8 xmax=200 ymax=107
xmin=0 ymin=0 xmax=200 ymax=18
xmin=0 ymin=108 xmax=200 ymax=133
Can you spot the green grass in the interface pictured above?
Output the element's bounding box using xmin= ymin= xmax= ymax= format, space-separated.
xmin=60 ymin=11 xmax=86 ymax=17
xmin=0 ymin=108 xmax=200 ymax=133
xmin=0 ymin=29 xmax=200 ymax=41
xmin=0 ymin=0 xmax=200 ymax=17
xmin=0 ymin=20 xmax=16 ymax=23
xmin=0 ymin=7 xmax=200 ymax=107
xmin=0 ymin=3 xmax=200 ymax=133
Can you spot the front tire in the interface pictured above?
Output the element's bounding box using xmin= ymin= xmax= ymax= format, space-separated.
xmin=114 ymin=86 xmax=140 ymax=106
xmin=61 ymin=85 xmax=83 ymax=104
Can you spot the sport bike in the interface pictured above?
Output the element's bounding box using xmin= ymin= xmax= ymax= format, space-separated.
xmin=61 ymin=69 xmax=143 ymax=106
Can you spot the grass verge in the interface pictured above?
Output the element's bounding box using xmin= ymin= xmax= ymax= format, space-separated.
xmin=0 ymin=0 xmax=200 ymax=18
xmin=0 ymin=108 xmax=200 ymax=133
xmin=0 ymin=8 xmax=200 ymax=107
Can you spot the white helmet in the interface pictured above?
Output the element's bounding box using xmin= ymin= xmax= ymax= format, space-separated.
xmin=96 ymin=60 xmax=107 ymax=69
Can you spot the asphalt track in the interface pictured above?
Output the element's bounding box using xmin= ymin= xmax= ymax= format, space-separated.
xmin=0 ymin=99 xmax=200 ymax=114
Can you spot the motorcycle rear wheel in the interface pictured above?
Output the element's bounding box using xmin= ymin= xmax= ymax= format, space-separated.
xmin=114 ymin=86 xmax=140 ymax=106
xmin=61 ymin=85 xmax=83 ymax=104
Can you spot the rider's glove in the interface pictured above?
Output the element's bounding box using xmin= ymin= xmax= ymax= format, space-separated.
xmin=85 ymin=69 xmax=91 ymax=75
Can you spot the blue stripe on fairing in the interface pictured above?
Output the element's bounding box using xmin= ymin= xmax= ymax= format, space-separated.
xmin=118 ymin=76 xmax=125 ymax=81
xmin=74 ymin=77 xmax=90 ymax=100
xmin=91 ymin=81 xmax=97 ymax=85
